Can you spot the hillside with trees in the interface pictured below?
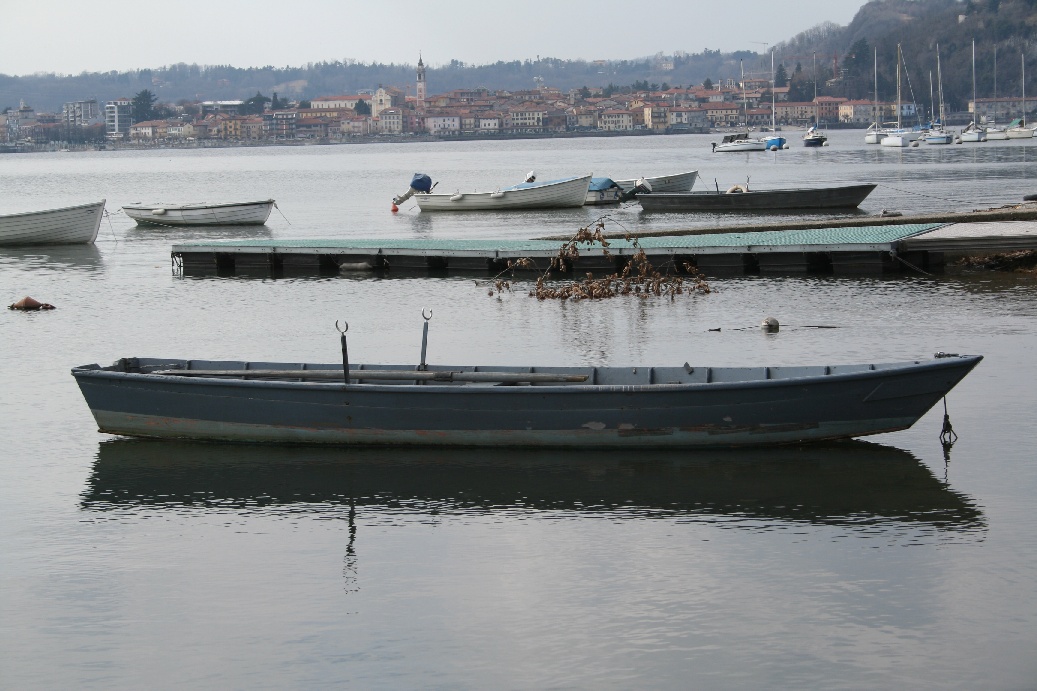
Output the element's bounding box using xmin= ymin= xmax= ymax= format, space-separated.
xmin=2 ymin=0 xmax=1035 ymax=114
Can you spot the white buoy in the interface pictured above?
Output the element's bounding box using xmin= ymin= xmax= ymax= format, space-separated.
xmin=822 ymin=141 xmax=830 ymax=147
xmin=783 ymin=143 xmax=790 ymax=149
xmin=760 ymin=317 xmax=779 ymax=332
xmin=911 ymin=141 xmax=920 ymax=147
xmin=770 ymin=145 xmax=778 ymax=151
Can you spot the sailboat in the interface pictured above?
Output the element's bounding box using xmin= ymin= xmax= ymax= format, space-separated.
xmin=761 ymin=50 xmax=787 ymax=150
xmin=714 ymin=60 xmax=768 ymax=152
xmin=881 ymin=44 xmax=921 ymax=147
xmin=803 ymin=52 xmax=828 ymax=146
xmin=923 ymin=45 xmax=954 ymax=144
xmin=1007 ymin=52 xmax=1034 ymax=138
xmin=986 ymin=46 xmax=1009 ymax=139
xmin=865 ymin=47 xmax=896 ymax=144
xmin=961 ymin=40 xmax=988 ymax=142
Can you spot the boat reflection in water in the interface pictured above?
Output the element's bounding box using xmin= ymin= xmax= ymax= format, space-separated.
xmin=0 ymin=244 xmax=105 ymax=274
xmin=82 ymin=440 xmax=984 ymax=537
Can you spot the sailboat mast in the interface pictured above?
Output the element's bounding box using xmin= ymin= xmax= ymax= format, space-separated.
xmin=929 ymin=71 xmax=935 ymax=124
xmin=972 ymin=39 xmax=977 ymax=120
xmin=873 ymin=47 xmax=878 ymax=126
xmin=896 ymin=44 xmax=902 ymax=129
xmin=937 ymin=44 xmax=945 ymax=122
xmin=771 ymin=49 xmax=776 ymax=131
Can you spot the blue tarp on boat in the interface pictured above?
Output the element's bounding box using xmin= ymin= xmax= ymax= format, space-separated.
xmin=588 ymin=177 xmax=621 ymax=192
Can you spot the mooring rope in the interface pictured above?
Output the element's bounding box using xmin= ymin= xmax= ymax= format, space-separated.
xmin=876 ymin=182 xmax=972 ymax=206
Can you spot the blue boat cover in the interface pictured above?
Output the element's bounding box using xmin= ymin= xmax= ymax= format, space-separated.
xmin=410 ymin=173 xmax=433 ymax=192
xmin=588 ymin=177 xmax=620 ymax=192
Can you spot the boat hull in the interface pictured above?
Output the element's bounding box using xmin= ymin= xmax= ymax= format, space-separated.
xmin=0 ymin=201 xmax=105 ymax=245
xmin=715 ymin=140 xmax=768 ymax=152
xmin=636 ymin=184 xmax=877 ymax=212
xmin=923 ymin=133 xmax=955 ymax=144
xmin=960 ymin=129 xmax=987 ymax=142
xmin=416 ymin=175 xmax=591 ymax=211
xmin=1006 ymin=128 xmax=1034 ymax=139
xmin=613 ymin=171 xmax=699 ymax=194
xmin=71 ymin=355 xmax=981 ymax=448
xmin=122 ymin=200 xmax=275 ymax=226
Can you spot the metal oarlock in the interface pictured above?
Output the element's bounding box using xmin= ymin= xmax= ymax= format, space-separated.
xmin=336 ymin=320 xmax=350 ymax=384
xmin=418 ymin=308 xmax=432 ymax=371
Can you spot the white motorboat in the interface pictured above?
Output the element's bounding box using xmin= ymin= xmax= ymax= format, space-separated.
xmin=612 ymin=171 xmax=699 ymax=194
xmin=960 ymin=122 xmax=988 ymax=142
xmin=985 ymin=124 xmax=1009 ymax=140
xmin=923 ymin=128 xmax=955 ymax=145
xmin=865 ymin=122 xmax=898 ymax=144
xmin=123 ymin=200 xmax=275 ymax=226
xmin=0 ymin=200 xmax=105 ymax=246
xmin=713 ymin=133 xmax=768 ymax=152
xmin=585 ymin=178 xmax=623 ymax=205
xmin=414 ymin=175 xmax=592 ymax=211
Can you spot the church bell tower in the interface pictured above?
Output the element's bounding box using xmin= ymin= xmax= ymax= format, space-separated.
xmin=416 ymin=54 xmax=426 ymax=113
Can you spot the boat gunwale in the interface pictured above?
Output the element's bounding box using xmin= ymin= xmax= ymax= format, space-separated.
xmin=122 ymin=200 xmax=275 ymax=212
xmin=0 ymin=200 xmax=106 ymax=220
xmin=71 ymin=354 xmax=982 ymax=395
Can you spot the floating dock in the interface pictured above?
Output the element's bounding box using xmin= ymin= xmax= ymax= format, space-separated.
xmin=171 ymin=221 xmax=1037 ymax=278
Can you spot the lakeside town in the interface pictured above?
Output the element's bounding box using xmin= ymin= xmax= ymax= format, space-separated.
xmin=3 ymin=55 xmax=1036 ymax=152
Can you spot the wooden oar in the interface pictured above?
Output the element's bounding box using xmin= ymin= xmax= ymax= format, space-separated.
xmin=154 ymin=369 xmax=589 ymax=383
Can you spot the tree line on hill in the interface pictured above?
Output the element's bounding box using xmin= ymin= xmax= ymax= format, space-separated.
xmin=2 ymin=0 xmax=1035 ymax=117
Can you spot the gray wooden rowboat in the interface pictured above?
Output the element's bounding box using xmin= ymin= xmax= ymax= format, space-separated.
xmin=637 ymin=183 xmax=877 ymax=212
xmin=71 ymin=353 xmax=981 ymax=448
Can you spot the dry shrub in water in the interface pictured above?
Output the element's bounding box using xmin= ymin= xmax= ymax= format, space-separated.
xmin=486 ymin=219 xmax=711 ymax=300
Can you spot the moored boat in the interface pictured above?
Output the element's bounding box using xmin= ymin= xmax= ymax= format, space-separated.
xmin=635 ymin=183 xmax=877 ymax=212
xmin=713 ymin=132 xmax=768 ymax=152
xmin=0 ymin=200 xmax=105 ymax=246
xmin=414 ymin=174 xmax=592 ymax=211
xmin=71 ymin=352 xmax=981 ymax=448
xmin=123 ymin=200 xmax=275 ymax=226
xmin=960 ymin=121 xmax=988 ymax=142
xmin=585 ymin=178 xmax=623 ymax=205
xmin=803 ymin=125 xmax=828 ymax=147
xmin=612 ymin=170 xmax=699 ymax=194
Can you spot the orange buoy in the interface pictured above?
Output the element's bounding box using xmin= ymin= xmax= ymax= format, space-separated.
xmin=391 ymin=203 xmax=399 ymax=213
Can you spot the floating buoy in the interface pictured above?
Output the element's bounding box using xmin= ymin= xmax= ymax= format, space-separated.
xmin=9 ymin=296 xmax=55 ymax=311
xmin=782 ymin=143 xmax=790 ymax=149
xmin=760 ymin=317 xmax=779 ymax=332
xmin=911 ymin=141 xmax=920 ymax=147
xmin=769 ymin=145 xmax=778 ymax=151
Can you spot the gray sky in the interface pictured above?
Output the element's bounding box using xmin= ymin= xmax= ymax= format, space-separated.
xmin=4 ymin=0 xmax=864 ymax=77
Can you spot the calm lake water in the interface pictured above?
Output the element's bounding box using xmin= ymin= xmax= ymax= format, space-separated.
xmin=2 ymin=131 xmax=1036 ymax=689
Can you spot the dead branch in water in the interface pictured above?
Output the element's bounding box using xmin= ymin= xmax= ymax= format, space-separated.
xmin=485 ymin=218 xmax=711 ymax=300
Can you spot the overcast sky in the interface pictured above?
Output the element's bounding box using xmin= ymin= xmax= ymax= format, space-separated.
xmin=4 ymin=0 xmax=865 ymax=77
